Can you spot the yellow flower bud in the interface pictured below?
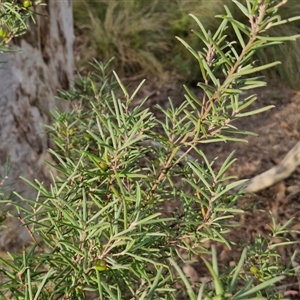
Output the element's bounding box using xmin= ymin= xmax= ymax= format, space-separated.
xmin=23 ymin=0 xmax=32 ymax=8
xmin=95 ymin=260 xmax=107 ymax=271
xmin=0 ymin=29 xmax=7 ymax=39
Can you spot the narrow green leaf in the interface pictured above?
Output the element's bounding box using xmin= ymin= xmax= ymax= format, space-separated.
xmin=216 ymin=151 xmax=237 ymax=179
xmin=237 ymin=95 xmax=257 ymax=111
xmin=213 ymin=18 xmax=229 ymax=41
xmin=234 ymin=61 xmax=281 ymax=76
xmin=176 ymin=36 xmax=200 ymax=61
xmin=236 ymin=276 xmax=285 ymax=298
xmin=113 ymin=71 xmax=128 ymax=97
xmin=239 ymin=81 xmax=267 ymax=90
xmin=168 ymin=257 xmax=196 ymax=300
xmin=257 ymin=34 xmax=300 ymax=42
xmin=230 ymin=17 xmax=246 ymax=48
xmin=223 ymin=14 xmax=250 ymax=36
xmin=232 ymin=0 xmax=249 ymax=18
xmin=268 ymin=15 xmax=300 ymax=27
xmin=189 ymin=14 xmax=210 ymax=41
xmin=202 ymin=257 xmax=224 ymax=296
xmin=130 ymin=79 xmax=145 ymax=100
xmin=236 ymin=105 xmax=274 ymax=117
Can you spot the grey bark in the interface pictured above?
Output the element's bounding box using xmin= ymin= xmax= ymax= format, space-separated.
xmin=0 ymin=0 xmax=74 ymax=251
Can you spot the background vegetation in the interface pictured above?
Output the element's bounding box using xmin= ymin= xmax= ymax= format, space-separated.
xmin=73 ymin=0 xmax=300 ymax=88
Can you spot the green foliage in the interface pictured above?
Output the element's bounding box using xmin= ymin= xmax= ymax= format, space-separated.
xmin=0 ymin=0 xmax=43 ymax=52
xmin=1 ymin=0 xmax=300 ymax=299
xmin=173 ymin=228 xmax=298 ymax=300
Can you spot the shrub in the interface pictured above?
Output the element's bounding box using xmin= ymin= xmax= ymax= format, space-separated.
xmin=1 ymin=0 xmax=300 ymax=299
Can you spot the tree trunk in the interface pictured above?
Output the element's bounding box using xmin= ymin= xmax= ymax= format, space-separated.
xmin=0 ymin=0 xmax=74 ymax=251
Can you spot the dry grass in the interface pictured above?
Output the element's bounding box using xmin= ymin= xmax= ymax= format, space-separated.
xmin=258 ymin=3 xmax=300 ymax=89
xmin=73 ymin=0 xmax=300 ymax=88
xmin=73 ymin=0 xmax=171 ymax=80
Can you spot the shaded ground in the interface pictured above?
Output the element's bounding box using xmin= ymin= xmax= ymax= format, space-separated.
xmin=131 ymin=78 xmax=300 ymax=298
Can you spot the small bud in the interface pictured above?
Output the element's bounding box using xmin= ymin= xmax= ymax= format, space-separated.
xmin=0 ymin=29 xmax=7 ymax=39
xmin=95 ymin=260 xmax=107 ymax=271
xmin=99 ymin=162 xmax=108 ymax=171
xmin=23 ymin=0 xmax=32 ymax=8
xmin=250 ymin=266 xmax=258 ymax=274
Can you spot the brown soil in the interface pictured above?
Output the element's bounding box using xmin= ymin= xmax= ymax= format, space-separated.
xmin=130 ymin=78 xmax=300 ymax=299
